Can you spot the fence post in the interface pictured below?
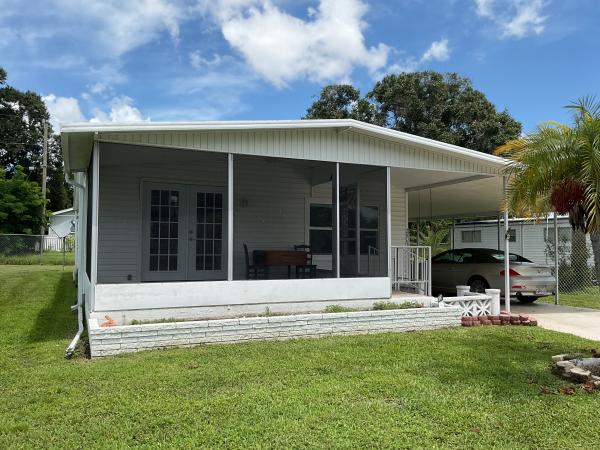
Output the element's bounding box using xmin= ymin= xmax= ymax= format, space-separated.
xmin=554 ymin=213 xmax=559 ymax=305
xmin=456 ymin=285 xmax=470 ymax=296
xmin=486 ymin=289 xmax=501 ymax=315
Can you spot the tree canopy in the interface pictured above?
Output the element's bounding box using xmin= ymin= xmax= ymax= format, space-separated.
xmin=0 ymin=67 xmax=71 ymax=213
xmin=0 ymin=165 xmax=46 ymax=234
xmin=304 ymin=71 xmax=522 ymax=154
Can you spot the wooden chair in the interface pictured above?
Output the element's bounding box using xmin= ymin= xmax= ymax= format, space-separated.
xmin=294 ymin=244 xmax=318 ymax=279
xmin=244 ymin=244 xmax=267 ymax=279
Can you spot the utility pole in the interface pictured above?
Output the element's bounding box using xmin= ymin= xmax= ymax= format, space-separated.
xmin=41 ymin=120 xmax=48 ymax=236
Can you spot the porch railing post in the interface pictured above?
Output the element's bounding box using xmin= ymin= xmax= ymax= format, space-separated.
xmin=227 ymin=153 xmax=234 ymax=281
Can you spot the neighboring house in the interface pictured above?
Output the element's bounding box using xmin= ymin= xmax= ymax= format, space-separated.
xmin=42 ymin=207 xmax=76 ymax=252
xmin=452 ymin=216 xmax=595 ymax=267
xmin=61 ymin=119 xmax=509 ymax=325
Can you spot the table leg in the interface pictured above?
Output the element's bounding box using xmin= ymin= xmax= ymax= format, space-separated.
xmin=287 ymin=265 xmax=291 ymax=279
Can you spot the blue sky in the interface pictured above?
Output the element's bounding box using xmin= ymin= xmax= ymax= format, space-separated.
xmin=1 ymin=0 xmax=599 ymax=133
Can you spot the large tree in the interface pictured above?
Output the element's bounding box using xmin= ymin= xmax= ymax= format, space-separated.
xmin=304 ymin=72 xmax=522 ymax=154
xmin=0 ymin=67 xmax=71 ymax=212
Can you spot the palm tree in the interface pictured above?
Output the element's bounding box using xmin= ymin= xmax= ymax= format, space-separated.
xmin=496 ymin=97 xmax=600 ymax=286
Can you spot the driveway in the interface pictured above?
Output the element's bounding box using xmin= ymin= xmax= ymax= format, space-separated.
xmin=510 ymin=302 xmax=600 ymax=341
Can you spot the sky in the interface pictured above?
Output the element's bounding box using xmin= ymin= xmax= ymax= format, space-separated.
xmin=1 ymin=0 xmax=599 ymax=133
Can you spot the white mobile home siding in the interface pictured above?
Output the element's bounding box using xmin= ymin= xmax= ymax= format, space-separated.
xmin=97 ymin=143 xmax=408 ymax=284
xmin=97 ymin=129 xmax=502 ymax=175
xmin=453 ymin=219 xmax=593 ymax=266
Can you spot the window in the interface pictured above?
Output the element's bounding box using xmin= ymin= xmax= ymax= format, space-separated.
xmin=309 ymin=204 xmax=332 ymax=254
xmin=461 ymin=230 xmax=481 ymax=243
xmin=149 ymin=189 xmax=180 ymax=271
xmin=433 ymin=250 xmax=472 ymax=263
xmin=345 ymin=206 xmax=379 ymax=255
xmin=309 ymin=204 xmax=379 ymax=255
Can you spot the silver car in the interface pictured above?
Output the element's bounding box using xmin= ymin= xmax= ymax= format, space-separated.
xmin=432 ymin=248 xmax=556 ymax=303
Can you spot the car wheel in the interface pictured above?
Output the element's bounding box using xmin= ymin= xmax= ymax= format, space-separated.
xmin=468 ymin=277 xmax=489 ymax=294
xmin=517 ymin=295 xmax=538 ymax=304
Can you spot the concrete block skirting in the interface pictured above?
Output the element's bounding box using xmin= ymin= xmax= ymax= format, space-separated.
xmin=88 ymin=306 xmax=462 ymax=357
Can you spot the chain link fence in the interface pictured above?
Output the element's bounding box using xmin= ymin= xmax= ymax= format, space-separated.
xmin=0 ymin=234 xmax=75 ymax=265
xmin=545 ymin=228 xmax=600 ymax=305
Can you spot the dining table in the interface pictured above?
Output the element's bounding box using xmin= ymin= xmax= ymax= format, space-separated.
xmin=252 ymin=249 xmax=308 ymax=278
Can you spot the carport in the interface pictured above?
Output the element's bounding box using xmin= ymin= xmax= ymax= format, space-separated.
xmin=404 ymin=172 xmax=561 ymax=313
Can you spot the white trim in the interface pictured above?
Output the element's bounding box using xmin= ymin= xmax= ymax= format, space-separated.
xmin=94 ymin=277 xmax=392 ymax=311
xmin=227 ymin=153 xmax=234 ymax=281
xmin=90 ymin=141 xmax=100 ymax=311
xmin=61 ymin=119 xmax=508 ymax=167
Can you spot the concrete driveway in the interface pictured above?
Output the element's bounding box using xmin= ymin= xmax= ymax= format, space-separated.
xmin=510 ymin=302 xmax=600 ymax=341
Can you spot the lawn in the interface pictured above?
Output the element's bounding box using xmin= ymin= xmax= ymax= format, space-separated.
xmin=0 ymin=250 xmax=74 ymax=266
xmin=1 ymin=266 xmax=599 ymax=449
xmin=539 ymin=291 xmax=600 ymax=310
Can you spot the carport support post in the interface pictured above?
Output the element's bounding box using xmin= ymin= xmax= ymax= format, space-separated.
xmin=554 ymin=213 xmax=559 ymax=305
xmin=503 ymin=176 xmax=510 ymax=313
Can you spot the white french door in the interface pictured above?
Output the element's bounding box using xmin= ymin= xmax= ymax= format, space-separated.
xmin=142 ymin=182 xmax=226 ymax=282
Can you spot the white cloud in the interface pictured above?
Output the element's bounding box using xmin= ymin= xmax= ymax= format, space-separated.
xmin=421 ymin=39 xmax=450 ymax=62
xmin=474 ymin=0 xmax=493 ymax=18
xmin=91 ymin=96 xmax=147 ymax=123
xmin=201 ymin=0 xmax=390 ymax=87
xmin=53 ymin=0 xmax=184 ymax=58
xmin=42 ymin=94 xmax=85 ymax=130
xmin=189 ymin=51 xmax=225 ymax=69
xmin=474 ymin=0 xmax=547 ymax=39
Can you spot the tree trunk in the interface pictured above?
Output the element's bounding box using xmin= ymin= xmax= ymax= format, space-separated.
xmin=571 ymin=229 xmax=591 ymax=290
xmin=591 ymin=231 xmax=600 ymax=289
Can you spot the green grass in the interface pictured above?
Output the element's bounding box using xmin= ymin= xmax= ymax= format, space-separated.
xmin=0 ymin=251 xmax=74 ymax=265
xmin=1 ymin=265 xmax=600 ymax=448
xmin=539 ymin=290 xmax=600 ymax=310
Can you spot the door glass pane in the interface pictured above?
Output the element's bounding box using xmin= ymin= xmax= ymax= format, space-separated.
xmin=195 ymin=191 xmax=224 ymax=271
xmin=148 ymin=188 xmax=179 ymax=272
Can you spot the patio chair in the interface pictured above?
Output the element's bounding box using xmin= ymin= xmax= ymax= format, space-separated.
xmin=294 ymin=244 xmax=318 ymax=279
xmin=244 ymin=244 xmax=267 ymax=280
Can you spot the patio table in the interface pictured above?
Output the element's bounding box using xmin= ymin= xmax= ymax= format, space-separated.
xmin=253 ymin=250 xmax=308 ymax=278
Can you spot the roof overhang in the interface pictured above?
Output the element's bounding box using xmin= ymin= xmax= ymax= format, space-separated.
xmin=60 ymin=119 xmax=509 ymax=176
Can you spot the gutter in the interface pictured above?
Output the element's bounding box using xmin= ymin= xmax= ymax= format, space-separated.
xmin=64 ymin=172 xmax=85 ymax=359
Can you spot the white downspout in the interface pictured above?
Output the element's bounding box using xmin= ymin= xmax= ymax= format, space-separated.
xmin=64 ymin=172 xmax=85 ymax=358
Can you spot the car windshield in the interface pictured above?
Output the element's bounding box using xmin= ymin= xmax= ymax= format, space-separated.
xmin=488 ymin=252 xmax=531 ymax=263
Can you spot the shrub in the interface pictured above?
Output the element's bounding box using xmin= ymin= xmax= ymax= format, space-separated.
xmin=373 ymin=301 xmax=423 ymax=310
xmin=324 ymin=304 xmax=356 ymax=313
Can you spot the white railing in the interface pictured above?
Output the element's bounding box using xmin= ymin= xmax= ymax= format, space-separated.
xmin=439 ymin=294 xmax=491 ymax=316
xmin=391 ymin=246 xmax=431 ymax=296
xmin=367 ymin=245 xmax=380 ymax=275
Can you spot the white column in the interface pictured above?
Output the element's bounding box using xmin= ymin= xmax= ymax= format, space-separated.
xmin=503 ymin=176 xmax=510 ymax=313
xmin=333 ymin=163 xmax=340 ymax=278
xmin=90 ymin=140 xmax=100 ymax=311
xmin=227 ymin=153 xmax=234 ymax=281
xmin=356 ymin=184 xmax=361 ymax=275
xmin=386 ymin=167 xmax=392 ymax=279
